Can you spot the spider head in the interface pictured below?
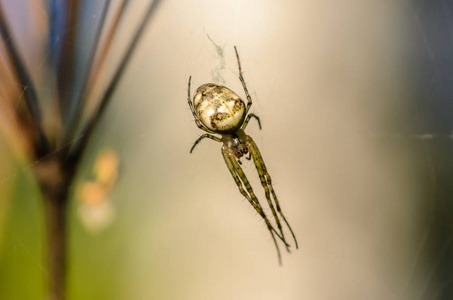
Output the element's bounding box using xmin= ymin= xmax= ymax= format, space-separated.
xmin=232 ymin=133 xmax=248 ymax=159
xmin=193 ymin=83 xmax=246 ymax=133
xmin=221 ymin=131 xmax=248 ymax=159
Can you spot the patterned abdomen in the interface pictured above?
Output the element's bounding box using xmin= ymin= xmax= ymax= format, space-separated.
xmin=193 ymin=84 xmax=245 ymax=133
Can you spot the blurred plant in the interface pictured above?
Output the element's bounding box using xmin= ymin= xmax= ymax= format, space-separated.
xmin=77 ymin=148 xmax=119 ymax=233
xmin=0 ymin=0 xmax=161 ymax=299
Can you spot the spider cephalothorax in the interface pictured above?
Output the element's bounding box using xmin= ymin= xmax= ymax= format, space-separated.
xmin=231 ymin=132 xmax=249 ymax=159
xmin=188 ymin=47 xmax=298 ymax=264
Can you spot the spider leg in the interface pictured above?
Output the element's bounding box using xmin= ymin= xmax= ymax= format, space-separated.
xmin=236 ymin=153 xmax=291 ymax=249
xmin=228 ymin=150 xmax=292 ymax=255
xmin=234 ymin=46 xmax=253 ymax=115
xmin=222 ymin=146 xmax=286 ymax=240
xmin=190 ymin=134 xmax=222 ymax=153
xmin=241 ymin=113 xmax=261 ymax=130
xmin=239 ymin=135 xmax=290 ymax=253
xmin=230 ymin=156 xmax=291 ymax=247
xmin=246 ymin=135 xmax=299 ymax=250
xmin=222 ymin=146 xmax=286 ymax=265
xmin=187 ymin=76 xmax=217 ymax=134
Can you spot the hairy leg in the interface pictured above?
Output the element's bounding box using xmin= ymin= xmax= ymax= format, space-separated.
xmin=190 ymin=134 xmax=222 ymax=153
xmin=246 ymin=135 xmax=299 ymax=249
xmin=242 ymin=136 xmax=289 ymax=251
xmin=187 ymin=76 xmax=217 ymax=134
xmin=234 ymin=46 xmax=253 ymax=115
xmin=241 ymin=113 xmax=261 ymax=130
xmin=222 ymin=146 xmax=284 ymax=264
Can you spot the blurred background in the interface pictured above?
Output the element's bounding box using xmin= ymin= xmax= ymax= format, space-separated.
xmin=0 ymin=0 xmax=453 ymax=299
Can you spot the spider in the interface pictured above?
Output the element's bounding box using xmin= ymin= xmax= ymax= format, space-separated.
xmin=187 ymin=46 xmax=298 ymax=264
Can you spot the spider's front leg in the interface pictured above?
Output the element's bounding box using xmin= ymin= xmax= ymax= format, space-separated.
xmin=234 ymin=46 xmax=253 ymax=115
xmin=187 ymin=76 xmax=217 ymax=135
xmin=246 ymin=135 xmax=299 ymax=249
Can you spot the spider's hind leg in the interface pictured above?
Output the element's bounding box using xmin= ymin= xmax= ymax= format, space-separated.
xmin=222 ymin=146 xmax=287 ymax=265
xmin=246 ymin=135 xmax=299 ymax=250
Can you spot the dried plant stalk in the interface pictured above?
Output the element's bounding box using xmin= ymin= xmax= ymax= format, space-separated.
xmin=0 ymin=1 xmax=162 ymax=299
xmin=35 ymin=158 xmax=73 ymax=300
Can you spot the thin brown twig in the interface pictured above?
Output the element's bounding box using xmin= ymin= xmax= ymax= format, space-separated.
xmin=0 ymin=2 xmax=50 ymax=157
xmin=69 ymin=0 xmax=161 ymax=164
xmin=82 ymin=0 xmax=130 ymax=106
xmin=63 ymin=0 xmax=112 ymax=143
xmin=63 ymin=0 xmax=125 ymax=148
xmin=56 ymin=0 xmax=80 ymax=121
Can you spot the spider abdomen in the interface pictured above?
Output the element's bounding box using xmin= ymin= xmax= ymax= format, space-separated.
xmin=193 ymin=83 xmax=245 ymax=133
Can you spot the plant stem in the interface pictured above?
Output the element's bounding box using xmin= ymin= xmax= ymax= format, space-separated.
xmin=35 ymin=158 xmax=73 ymax=300
xmin=44 ymin=190 xmax=68 ymax=300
